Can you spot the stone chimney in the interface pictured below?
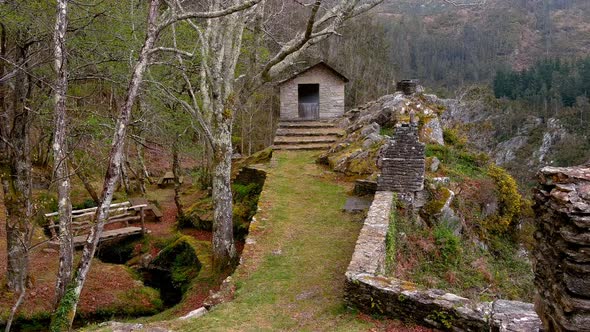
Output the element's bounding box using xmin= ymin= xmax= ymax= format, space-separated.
xmin=396 ymin=80 xmax=417 ymax=95
xmin=533 ymin=165 xmax=590 ymax=331
xmin=377 ymin=123 xmax=425 ymax=194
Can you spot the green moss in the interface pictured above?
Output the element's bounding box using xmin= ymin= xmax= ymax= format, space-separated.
xmin=426 ymin=310 xmax=454 ymax=329
xmin=232 ymin=147 xmax=273 ymax=178
xmin=50 ymin=281 xmax=79 ymax=331
xmin=422 ymin=187 xmax=452 ymax=221
xmin=152 ymin=236 xmax=202 ymax=294
xmin=425 ymin=144 xmax=485 ymax=179
xmin=179 ymin=196 xmax=213 ymax=230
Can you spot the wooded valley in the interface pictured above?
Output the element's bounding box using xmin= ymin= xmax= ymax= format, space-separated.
xmin=0 ymin=0 xmax=589 ymax=331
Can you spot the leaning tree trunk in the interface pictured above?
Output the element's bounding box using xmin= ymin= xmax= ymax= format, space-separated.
xmin=71 ymin=159 xmax=100 ymax=204
xmin=211 ymin=110 xmax=236 ymax=271
xmin=52 ymin=0 xmax=74 ymax=306
xmin=49 ymin=1 xmax=161 ymax=330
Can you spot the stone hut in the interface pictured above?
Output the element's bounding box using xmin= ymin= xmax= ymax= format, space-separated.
xmin=277 ymin=62 xmax=348 ymax=120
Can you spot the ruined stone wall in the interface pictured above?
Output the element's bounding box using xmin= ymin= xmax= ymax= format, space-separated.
xmin=534 ymin=165 xmax=590 ymax=332
xmin=377 ymin=124 xmax=425 ymax=192
xmin=345 ymin=191 xmax=542 ymax=331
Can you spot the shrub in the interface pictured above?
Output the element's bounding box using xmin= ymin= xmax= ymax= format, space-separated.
xmin=434 ymin=224 xmax=461 ymax=264
xmin=486 ymin=165 xmax=522 ymax=232
xmin=72 ymin=198 xmax=97 ymax=210
xmin=443 ymin=128 xmax=467 ymax=148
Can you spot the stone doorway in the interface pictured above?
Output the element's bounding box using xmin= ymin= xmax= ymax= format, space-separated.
xmin=298 ymin=83 xmax=320 ymax=120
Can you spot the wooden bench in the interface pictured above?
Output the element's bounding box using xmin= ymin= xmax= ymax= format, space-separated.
xmin=129 ymin=197 xmax=163 ymax=222
xmin=44 ymin=201 xmax=148 ymax=248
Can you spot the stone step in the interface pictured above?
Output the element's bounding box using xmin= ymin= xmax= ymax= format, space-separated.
xmin=275 ymin=127 xmax=344 ymax=137
xmin=278 ymin=121 xmax=335 ymax=129
xmin=274 ymin=136 xmax=338 ymax=145
xmin=272 ymin=143 xmax=332 ymax=151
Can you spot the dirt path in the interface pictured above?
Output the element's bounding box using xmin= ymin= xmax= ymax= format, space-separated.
xmin=159 ymin=151 xmax=430 ymax=331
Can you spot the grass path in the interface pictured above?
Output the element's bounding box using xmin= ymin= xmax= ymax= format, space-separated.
xmin=168 ymin=151 xmax=377 ymax=331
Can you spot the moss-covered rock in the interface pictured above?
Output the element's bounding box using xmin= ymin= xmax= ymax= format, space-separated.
xmin=180 ymin=196 xmax=214 ymax=230
xmin=231 ymin=147 xmax=272 ymax=178
xmin=150 ymin=236 xmax=202 ymax=294
xmin=319 ymin=92 xmax=447 ymax=177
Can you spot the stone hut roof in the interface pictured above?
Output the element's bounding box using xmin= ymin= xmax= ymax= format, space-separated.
xmin=277 ymin=61 xmax=350 ymax=85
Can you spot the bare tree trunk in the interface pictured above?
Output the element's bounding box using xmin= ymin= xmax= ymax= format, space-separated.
xmin=52 ymin=0 xmax=73 ymax=306
xmin=0 ymin=23 xmax=7 ymax=159
xmin=136 ymin=142 xmax=148 ymax=194
xmin=211 ymin=124 xmax=236 ymax=271
xmin=172 ymin=136 xmax=184 ymax=219
xmin=49 ymin=1 xmax=161 ymax=330
xmin=3 ymin=42 xmax=34 ymax=295
xmin=4 ymin=243 xmax=28 ymax=332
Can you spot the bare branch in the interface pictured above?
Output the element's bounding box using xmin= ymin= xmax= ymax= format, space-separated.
xmin=157 ymin=0 xmax=263 ymax=32
xmin=148 ymin=46 xmax=194 ymax=57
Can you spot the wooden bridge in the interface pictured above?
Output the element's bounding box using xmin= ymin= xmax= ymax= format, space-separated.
xmin=44 ymin=201 xmax=149 ymax=248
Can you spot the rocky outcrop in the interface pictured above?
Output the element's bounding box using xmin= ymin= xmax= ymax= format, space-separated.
xmin=318 ymin=91 xmax=445 ymax=176
xmin=433 ymin=87 xmax=576 ymax=175
xmin=532 ymin=118 xmax=567 ymax=164
xmin=533 ymin=165 xmax=590 ymax=331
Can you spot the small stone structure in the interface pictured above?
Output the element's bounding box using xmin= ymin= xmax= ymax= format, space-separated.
xmin=396 ymin=80 xmax=417 ymax=95
xmin=533 ymin=165 xmax=590 ymax=331
xmin=345 ymin=192 xmax=543 ymax=331
xmin=345 ymin=126 xmax=542 ymax=330
xmin=377 ymin=123 xmax=425 ymax=193
xmin=277 ymin=62 xmax=348 ymax=120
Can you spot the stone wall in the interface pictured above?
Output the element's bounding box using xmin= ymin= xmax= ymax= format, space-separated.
xmin=533 ymin=165 xmax=590 ymax=331
xmin=345 ymin=191 xmax=542 ymax=331
xmin=377 ymin=124 xmax=425 ymax=192
xmin=279 ymin=65 xmax=345 ymax=120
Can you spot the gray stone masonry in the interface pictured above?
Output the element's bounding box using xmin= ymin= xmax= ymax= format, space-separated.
xmin=377 ymin=124 xmax=425 ymax=192
xmin=346 ymin=191 xmax=393 ymax=275
xmin=345 ymin=190 xmax=543 ymax=331
xmin=279 ymin=63 xmax=346 ymax=120
xmin=533 ymin=165 xmax=590 ymax=332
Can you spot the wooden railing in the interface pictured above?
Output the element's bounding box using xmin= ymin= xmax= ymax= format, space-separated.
xmin=44 ymin=201 xmax=147 ymax=239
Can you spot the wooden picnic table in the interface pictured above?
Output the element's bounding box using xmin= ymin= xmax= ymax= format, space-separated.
xmin=157 ymin=171 xmax=183 ymax=187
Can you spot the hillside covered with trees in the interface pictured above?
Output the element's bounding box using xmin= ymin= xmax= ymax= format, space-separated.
xmin=0 ymin=0 xmax=589 ymax=330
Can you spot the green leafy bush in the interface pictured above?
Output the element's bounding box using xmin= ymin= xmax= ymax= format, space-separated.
xmin=434 ymin=224 xmax=461 ymax=264
xmin=486 ymin=165 xmax=522 ymax=232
